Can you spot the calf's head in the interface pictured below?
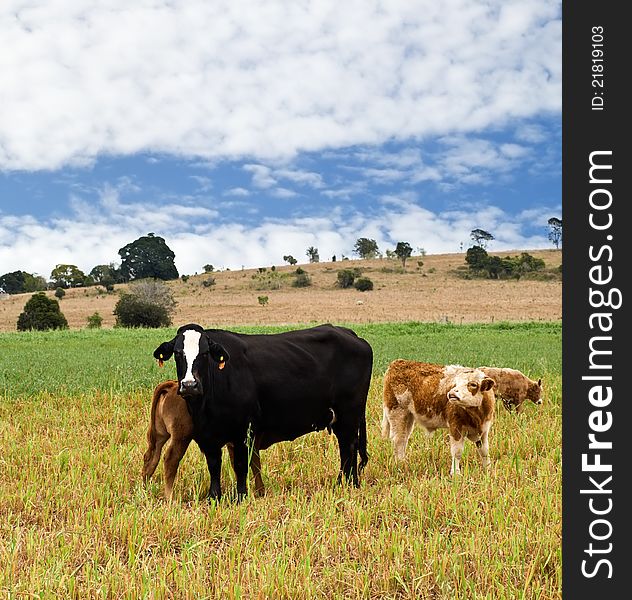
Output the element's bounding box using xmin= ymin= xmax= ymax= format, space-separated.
xmin=526 ymin=378 xmax=543 ymax=406
xmin=153 ymin=323 xmax=229 ymax=398
xmin=446 ymin=370 xmax=495 ymax=407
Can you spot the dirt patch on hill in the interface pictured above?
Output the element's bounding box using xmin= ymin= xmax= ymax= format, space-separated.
xmin=0 ymin=249 xmax=562 ymax=331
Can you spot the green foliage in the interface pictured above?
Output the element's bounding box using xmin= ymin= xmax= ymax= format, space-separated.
xmin=201 ymin=277 xmax=216 ymax=288
xmin=547 ymin=217 xmax=563 ymax=249
xmin=465 ymin=247 xmax=546 ymax=280
xmin=336 ymin=269 xmax=358 ymax=289
xmin=118 ymin=233 xmax=179 ymax=281
xmin=283 ymin=255 xmax=297 ymax=266
xmin=353 ymin=238 xmax=379 ymax=259
xmin=354 ymin=277 xmax=374 ymax=291
xmin=54 ymin=287 xmax=66 ymax=300
xmin=251 ymin=270 xmax=288 ymax=290
xmin=181 ymin=275 xmax=190 ymax=283
xmin=306 ymin=246 xmax=319 ymax=263
xmin=0 ymin=270 xmax=27 ymax=294
xmin=16 ymin=292 xmax=68 ymax=331
xmin=470 ymin=228 xmax=494 ymax=248
xmin=50 ymin=264 xmax=87 ymax=289
xmin=394 ymin=241 xmax=413 ymax=267
xmin=292 ymin=272 xmax=312 ymax=287
xmin=86 ymin=312 xmax=103 ymax=329
xmin=89 ymin=263 xmax=124 ymax=287
xmin=257 ymin=295 xmax=269 ymax=306
xmin=203 ymin=264 xmax=214 ymax=273
xmin=113 ymin=279 xmax=177 ymax=328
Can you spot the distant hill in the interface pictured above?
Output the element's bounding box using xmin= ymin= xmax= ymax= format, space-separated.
xmin=0 ymin=249 xmax=562 ymax=331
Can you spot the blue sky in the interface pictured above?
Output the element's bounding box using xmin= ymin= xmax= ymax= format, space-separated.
xmin=0 ymin=0 xmax=561 ymax=278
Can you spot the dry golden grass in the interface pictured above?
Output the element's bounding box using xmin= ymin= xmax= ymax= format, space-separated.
xmin=0 ymin=249 xmax=562 ymax=331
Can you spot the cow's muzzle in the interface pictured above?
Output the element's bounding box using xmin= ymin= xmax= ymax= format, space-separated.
xmin=179 ymin=379 xmax=200 ymax=396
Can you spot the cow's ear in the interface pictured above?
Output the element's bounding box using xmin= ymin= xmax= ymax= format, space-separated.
xmin=154 ymin=340 xmax=175 ymax=364
xmin=207 ymin=338 xmax=229 ymax=368
xmin=481 ymin=377 xmax=495 ymax=392
xmin=537 ymin=378 xmax=542 ymax=387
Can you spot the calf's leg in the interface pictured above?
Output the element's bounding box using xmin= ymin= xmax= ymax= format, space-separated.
xmin=475 ymin=425 xmax=491 ymax=469
xmin=449 ymin=434 xmax=465 ymax=476
xmin=162 ymin=436 xmax=192 ymax=501
xmin=385 ymin=407 xmax=415 ymax=461
xmin=142 ymin=432 xmax=169 ymax=484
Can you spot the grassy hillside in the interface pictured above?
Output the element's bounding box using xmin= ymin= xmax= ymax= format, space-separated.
xmin=0 ymin=249 xmax=562 ymax=331
xmin=0 ymin=322 xmax=561 ymax=599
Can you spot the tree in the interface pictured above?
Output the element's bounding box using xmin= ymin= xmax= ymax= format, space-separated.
xmin=118 ymin=233 xmax=179 ymax=281
xmin=50 ymin=264 xmax=87 ymax=289
xmin=306 ymin=246 xmax=320 ymax=263
xmin=283 ymin=255 xmax=298 ymax=266
xmin=353 ymin=238 xmax=379 ymax=260
xmin=0 ymin=271 xmax=27 ymax=294
xmin=465 ymin=245 xmax=489 ymax=271
xmin=203 ymin=264 xmax=215 ymax=273
xmin=394 ymin=242 xmax=413 ymax=268
xmin=55 ymin=287 xmax=66 ymax=300
xmin=89 ymin=263 xmax=123 ymax=287
xmin=17 ymin=292 xmax=68 ymax=331
xmin=470 ymin=229 xmax=494 ymax=249
xmin=547 ymin=217 xmax=562 ymax=249
xmin=113 ymin=279 xmax=177 ymax=328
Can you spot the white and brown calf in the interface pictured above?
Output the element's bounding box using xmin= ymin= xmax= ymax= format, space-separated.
xmin=478 ymin=367 xmax=542 ymax=413
xmin=381 ymin=360 xmax=496 ymax=475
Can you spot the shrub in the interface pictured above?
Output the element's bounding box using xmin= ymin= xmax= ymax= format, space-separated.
xmin=54 ymin=287 xmax=66 ymax=300
xmin=86 ymin=312 xmax=103 ymax=329
xmin=293 ymin=272 xmax=312 ymax=287
xmin=201 ymin=277 xmax=216 ymax=288
xmin=336 ymin=269 xmax=356 ymax=289
xmin=354 ymin=277 xmax=374 ymax=291
xmin=17 ymin=292 xmax=68 ymax=331
xmin=258 ymin=295 xmax=269 ymax=306
xmin=113 ymin=279 xmax=177 ymax=328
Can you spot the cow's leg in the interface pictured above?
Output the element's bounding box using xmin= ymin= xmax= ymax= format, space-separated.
xmin=230 ymin=441 xmax=249 ymax=501
xmin=475 ymin=424 xmax=491 ymax=469
xmin=250 ymin=447 xmax=265 ymax=497
xmin=386 ymin=408 xmax=414 ymax=462
xmin=142 ymin=432 xmax=169 ymax=484
xmin=204 ymin=445 xmax=223 ymax=501
xmin=334 ymin=425 xmax=360 ymax=487
xmin=449 ymin=434 xmax=465 ymax=476
xmin=162 ymin=436 xmax=192 ymax=501
xmin=228 ymin=441 xmax=264 ymax=497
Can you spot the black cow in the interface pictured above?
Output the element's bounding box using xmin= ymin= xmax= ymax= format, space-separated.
xmin=153 ymin=323 xmax=373 ymax=501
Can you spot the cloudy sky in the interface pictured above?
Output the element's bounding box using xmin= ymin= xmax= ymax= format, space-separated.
xmin=0 ymin=0 xmax=561 ymax=278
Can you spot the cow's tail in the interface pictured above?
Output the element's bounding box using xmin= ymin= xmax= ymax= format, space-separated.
xmin=358 ymin=414 xmax=369 ymax=473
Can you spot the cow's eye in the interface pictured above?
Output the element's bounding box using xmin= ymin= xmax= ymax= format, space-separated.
xmin=468 ymin=382 xmax=478 ymax=392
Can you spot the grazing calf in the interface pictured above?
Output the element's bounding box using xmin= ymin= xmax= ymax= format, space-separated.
xmin=381 ymin=360 xmax=496 ymax=475
xmin=142 ymin=380 xmax=264 ymax=500
xmin=478 ymin=367 xmax=542 ymax=413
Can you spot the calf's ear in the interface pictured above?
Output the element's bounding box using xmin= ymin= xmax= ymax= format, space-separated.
xmin=481 ymin=377 xmax=495 ymax=392
xmin=153 ymin=340 xmax=175 ymax=363
xmin=537 ymin=378 xmax=542 ymax=387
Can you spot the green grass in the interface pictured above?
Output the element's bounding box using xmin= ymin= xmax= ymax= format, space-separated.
xmin=0 ymin=322 xmax=561 ymax=599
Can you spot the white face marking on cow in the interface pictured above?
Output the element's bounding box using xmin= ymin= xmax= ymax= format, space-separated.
xmin=444 ymin=369 xmax=486 ymax=407
xmin=182 ymin=330 xmax=202 ymax=384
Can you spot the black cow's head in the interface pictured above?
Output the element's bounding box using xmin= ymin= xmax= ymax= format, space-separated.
xmin=153 ymin=323 xmax=229 ymax=398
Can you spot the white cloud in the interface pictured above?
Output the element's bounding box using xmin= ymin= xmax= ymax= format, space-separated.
xmin=0 ymin=195 xmax=553 ymax=277
xmin=0 ymin=0 xmax=561 ymax=171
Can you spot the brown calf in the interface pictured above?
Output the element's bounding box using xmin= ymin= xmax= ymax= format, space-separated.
xmin=381 ymin=360 xmax=496 ymax=475
xmin=142 ymin=380 xmax=265 ymax=500
xmin=478 ymin=367 xmax=542 ymax=413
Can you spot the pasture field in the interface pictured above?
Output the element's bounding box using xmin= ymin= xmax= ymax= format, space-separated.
xmin=0 ymin=322 xmax=561 ymax=599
